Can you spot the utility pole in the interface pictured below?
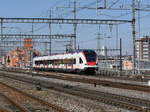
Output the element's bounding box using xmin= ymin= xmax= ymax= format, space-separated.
xmin=0 ymin=19 xmax=3 ymax=41
xmin=120 ymin=38 xmax=122 ymax=72
xmin=32 ymin=23 xmax=34 ymax=35
xmin=116 ymin=25 xmax=119 ymax=49
xmin=132 ymin=0 xmax=136 ymax=74
xmin=49 ymin=9 xmax=52 ymax=55
xmin=104 ymin=0 xmax=107 ymax=8
xmin=32 ymin=22 xmax=34 ymax=48
xmin=19 ymin=29 xmax=21 ymax=48
xmin=58 ymin=0 xmax=77 ymax=50
xmin=44 ymin=42 xmax=48 ymax=55
xmin=97 ymin=25 xmax=102 ymax=56
xmin=73 ymin=0 xmax=77 ymax=50
xmin=0 ymin=19 xmax=3 ymax=57
xmin=29 ymin=23 xmax=34 ymax=71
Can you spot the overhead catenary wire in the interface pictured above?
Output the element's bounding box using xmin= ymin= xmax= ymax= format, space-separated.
xmin=3 ymin=0 xmax=150 ymax=56
xmin=108 ymin=0 xmax=121 ymax=8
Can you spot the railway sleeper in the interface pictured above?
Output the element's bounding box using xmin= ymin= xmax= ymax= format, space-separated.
xmin=1 ymin=73 xmax=150 ymax=112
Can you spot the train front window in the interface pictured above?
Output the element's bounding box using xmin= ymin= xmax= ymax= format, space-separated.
xmin=79 ymin=58 xmax=83 ymax=64
xmin=83 ymin=50 xmax=96 ymax=62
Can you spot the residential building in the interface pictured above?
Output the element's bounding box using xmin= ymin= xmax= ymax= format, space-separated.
xmin=136 ymin=36 xmax=150 ymax=60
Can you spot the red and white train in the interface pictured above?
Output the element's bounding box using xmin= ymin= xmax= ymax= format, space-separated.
xmin=33 ymin=50 xmax=98 ymax=73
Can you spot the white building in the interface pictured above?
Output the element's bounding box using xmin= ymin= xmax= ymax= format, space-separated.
xmin=136 ymin=36 xmax=150 ymax=60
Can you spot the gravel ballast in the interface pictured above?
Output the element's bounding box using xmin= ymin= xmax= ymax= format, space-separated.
xmin=0 ymin=75 xmax=123 ymax=112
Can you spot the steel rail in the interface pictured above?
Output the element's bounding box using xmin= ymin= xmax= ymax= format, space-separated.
xmin=0 ymin=82 xmax=69 ymax=112
xmin=1 ymin=73 xmax=150 ymax=112
xmin=0 ymin=93 xmax=28 ymax=112
xmin=0 ymin=109 xmax=11 ymax=112
xmin=5 ymin=68 xmax=149 ymax=82
xmin=1 ymin=69 xmax=150 ymax=93
xmin=72 ymin=87 xmax=150 ymax=107
xmin=59 ymin=88 xmax=149 ymax=112
xmin=35 ymin=71 xmax=150 ymax=93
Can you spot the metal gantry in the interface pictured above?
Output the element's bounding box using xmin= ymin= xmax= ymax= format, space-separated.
xmin=0 ymin=41 xmax=63 ymax=44
xmin=0 ymin=16 xmax=132 ymax=57
xmin=0 ymin=34 xmax=75 ymax=39
xmin=0 ymin=17 xmax=132 ymax=53
xmin=0 ymin=18 xmax=132 ymax=24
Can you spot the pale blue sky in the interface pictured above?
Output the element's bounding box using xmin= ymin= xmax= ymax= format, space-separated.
xmin=1 ymin=0 xmax=150 ymax=55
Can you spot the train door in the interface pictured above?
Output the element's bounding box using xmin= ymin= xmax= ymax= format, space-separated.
xmin=75 ymin=56 xmax=84 ymax=70
xmin=79 ymin=57 xmax=84 ymax=69
xmin=75 ymin=57 xmax=79 ymax=69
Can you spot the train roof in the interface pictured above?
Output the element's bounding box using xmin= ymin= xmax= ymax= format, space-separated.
xmin=71 ymin=49 xmax=95 ymax=53
xmin=34 ymin=49 xmax=95 ymax=59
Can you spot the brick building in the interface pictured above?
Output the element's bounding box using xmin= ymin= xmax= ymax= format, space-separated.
xmin=5 ymin=38 xmax=41 ymax=68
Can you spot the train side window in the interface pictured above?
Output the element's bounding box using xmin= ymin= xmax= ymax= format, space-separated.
xmin=39 ymin=61 xmax=41 ymax=64
xmin=38 ymin=61 xmax=40 ymax=65
xmin=35 ymin=61 xmax=37 ymax=65
xmin=51 ymin=60 xmax=54 ymax=65
xmin=43 ymin=60 xmax=46 ymax=65
xmin=35 ymin=61 xmax=39 ymax=65
xmin=42 ymin=61 xmax=44 ymax=65
xmin=48 ymin=60 xmax=51 ymax=64
xmin=40 ymin=61 xmax=42 ymax=64
xmin=45 ymin=60 xmax=48 ymax=65
xmin=61 ymin=59 xmax=63 ymax=64
xmin=41 ymin=60 xmax=44 ymax=65
xmin=79 ymin=58 xmax=83 ymax=64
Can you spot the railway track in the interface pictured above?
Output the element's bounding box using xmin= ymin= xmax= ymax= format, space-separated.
xmin=0 ymin=82 xmax=69 ymax=112
xmin=29 ymin=71 xmax=150 ymax=93
xmin=0 ymin=92 xmax=28 ymax=112
xmin=37 ymin=71 xmax=150 ymax=93
xmin=0 ymin=69 xmax=150 ymax=93
xmin=1 ymin=73 xmax=150 ymax=112
xmin=3 ymin=67 xmax=150 ymax=82
xmin=96 ymin=74 xmax=149 ymax=82
xmin=0 ymin=108 xmax=11 ymax=112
